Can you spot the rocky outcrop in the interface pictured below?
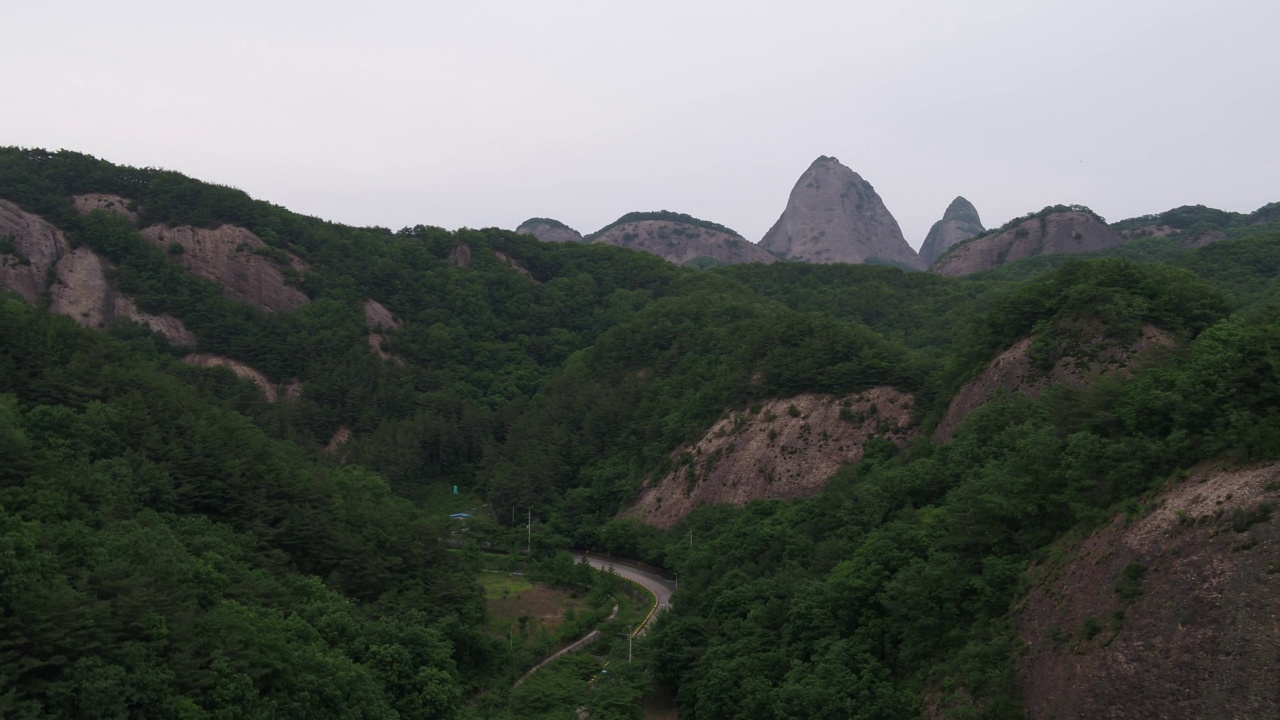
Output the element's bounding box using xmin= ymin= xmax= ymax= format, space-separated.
xmin=920 ymin=197 xmax=984 ymax=267
xmin=363 ymin=299 xmax=405 ymax=363
xmin=447 ymin=243 xmax=472 ymax=267
xmin=181 ymin=353 xmax=299 ymax=402
xmin=364 ymin=299 xmax=400 ymax=331
xmin=0 ymin=199 xmax=71 ymax=303
xmin=628 ymin=388 xmax=917 ymax=528
xmin=516 ymin=218 xmax=582 ymax=244
xmin=493 ymin=250 xmax=538 ymax=280
xmin=934 ymin=326 xmax=1175 ymax=443
xmin=931 ymin=210 xmax=1124 ymax=277
xmin=324 ymin=426 xmax=354 ymax=459
xmin=113 ymin=297 xmax=197 ymax=347
xmin=760 ymin=157 xmax=924 ymax=270
xmin=592 ymin=219 xmax=777 ymax=267
xmin=140 ymin=225 xmax=310 ymax=313
xmin=1017 ymin=462 xmax=1280 ymax=720
xmin=1117 ymin=224 xmax=1179 ymax=242
xmin=48 ymin=248 xmax=113 ymax=327
xmin=72 ymin=194 xmax=137 ymax=224
xmin=1 ymin=200 xmax=194 ymax=345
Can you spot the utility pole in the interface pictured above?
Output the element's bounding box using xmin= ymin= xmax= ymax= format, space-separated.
xmin=526 ymin=508 xmax=532 ymax=556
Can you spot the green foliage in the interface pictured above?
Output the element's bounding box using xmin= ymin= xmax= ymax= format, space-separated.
xmin=1114 ymin=562 xmax=1147 ymax=601
xmin=518 ymin=217 xmax=578 ymax=234
xmin=0 ymin=300 xmax=487 ymax=717
xmin=4 ymin=147 xmax=1280 ymax=718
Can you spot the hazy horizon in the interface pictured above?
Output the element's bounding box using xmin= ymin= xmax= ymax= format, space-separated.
xmin=4 ymin=1 xmax=1277 ymax=250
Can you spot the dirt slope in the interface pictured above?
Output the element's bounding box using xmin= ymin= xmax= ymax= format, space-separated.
xmin=1017 ymin=462 xmax=1280 ymax=720
xmin=628 ymin=389 xmax=916 ymax=528
xmin=934 ymin=326 xmax=1175 ymax=443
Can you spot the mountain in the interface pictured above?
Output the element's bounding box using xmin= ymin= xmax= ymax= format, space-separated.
xmin=919 ymin=196 xmax=984 ymax=267
xmin=5 ymin=146 xmax=1280 ymax=719
xmin=759 ymin=156 xmax=925 ymax=270
xmin=585 ymin=210 xmax=777 ymax=267
xmin=931 ymin=205 xmax=1124 ymax=276
xmin=516 ymin=217 xmax=583 ymax=243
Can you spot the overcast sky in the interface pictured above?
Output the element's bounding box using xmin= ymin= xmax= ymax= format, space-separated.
xmin=4 ymin=1 xmax=1278 ymax=249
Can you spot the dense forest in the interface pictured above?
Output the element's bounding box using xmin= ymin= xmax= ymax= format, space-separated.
xmin=3 ymin=148 xmax=1280 ymax=718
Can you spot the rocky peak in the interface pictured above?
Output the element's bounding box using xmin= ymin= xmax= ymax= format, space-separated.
xmin=516 ymin=218 xmax=582 ymax=243
xmin=920 ymin=196 xmax=984 ymax=267
xmin=587 ymin=211 xmax=777 ymax=267
xmin=759 ymin=156 xmax=924 ymax=270
xmin=931 ymin=208 xmax=1124 ymax=277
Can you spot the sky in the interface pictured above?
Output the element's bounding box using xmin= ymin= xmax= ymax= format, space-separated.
xmin=3 ymin=0 xmax=1278 ymax=249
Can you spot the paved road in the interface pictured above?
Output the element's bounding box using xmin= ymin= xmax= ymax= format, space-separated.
xmin=571 ymin=553 xmax=676 ymax=632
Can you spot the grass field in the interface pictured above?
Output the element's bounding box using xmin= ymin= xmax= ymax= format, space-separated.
xmin=480 ymin=573 xmax=591 ymax=639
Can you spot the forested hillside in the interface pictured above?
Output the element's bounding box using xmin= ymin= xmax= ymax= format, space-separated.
xmin=3 ymin=148 xmax=1280 ymax=719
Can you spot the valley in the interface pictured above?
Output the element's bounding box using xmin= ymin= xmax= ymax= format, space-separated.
xmin=1 ymin=147 xmax=1279 ymax=719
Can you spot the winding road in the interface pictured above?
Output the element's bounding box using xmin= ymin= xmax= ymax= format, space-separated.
xmin=515 ymin=555 xmax=677 ymax=687
xmin=571 ymin=553 xmax=676 ymax=635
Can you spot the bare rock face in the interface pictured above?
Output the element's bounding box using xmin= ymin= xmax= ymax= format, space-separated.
xmin=0 ymin=199 xmax=72 ymax=303
xmin=493 ymin=250 xmax=538 ymax=280
xmin=920 ymin=196 xmax=984 ymax=267
xmin=1 ymin=200 xmax=194 ymax=345
xmin=592 ymin=219 xmax=778 ymax=267
xmin=327 ymin=425 xmax=353 ymax=453
xmin=363 ymin=299 xmax=401 ymax=331
xmin=931 ymin=210 xmax=1124 ymax=277
xmin=140 ymin=225 xmax=309 ymax=313
xmin=182 ymin=353 xmax=300 ymax=402
xmin=1018 ymin=462 xmax=1280 ymax=720
xmin=627 ymin=388 xmax=917 ymax=528
xmin=72 ymin=194 xmax=138 ymax=224
xmin=363 ymin=299 xmax=405 ymax=364
xmin=113 ymin=297 xmax=197 ymax=347
xmin=934 ymin=326 xmax=1174 ymax=443
xmin=760 ymin=156 xmax=924 ymax=270
xmin=49 ymin=247 xmax=114 ymax=327
xmin=516 ymin=218 xmax=582 ymax=243
xmin=447 ymin=243 xmax=472 ymax=267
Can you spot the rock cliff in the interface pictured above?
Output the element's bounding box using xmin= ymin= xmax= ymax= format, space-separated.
xmin=140 ymin=224 xmax=310 ymax=313
xmin=1017 ymin=462 xmax=1280 ymax=720
xmin=1 ymin=198 xmax=70 ymax=303
xmin=363 ymin=299 xmax=405 ymax=363
xmin=590 ymin=216 xmax=777 ymax=267
xmin=919 ymin=196 xmax=984 ymax=267
xmin=760 ymin=157 xmax=924 ymax=270
xmin=1 ymin=199 xmax=195 ymax=346
xmin=516 ymin=218 xmax=582 ymax=243
xmin=72 ymin=193 xmax=138 ymax=223
xmin=628 ymin=388 xmax=916 ymax=528
xmin=931 ymin=209 xmax=1124 ymax=277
